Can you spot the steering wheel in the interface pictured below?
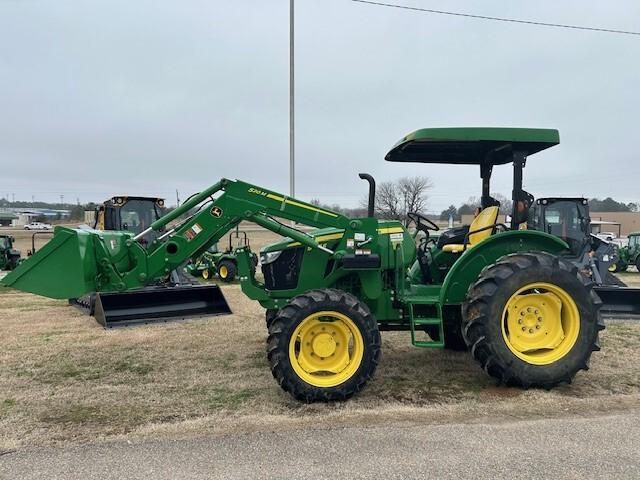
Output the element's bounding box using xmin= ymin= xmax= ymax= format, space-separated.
xmin=407 ymin=212 xmax=439 ymax=237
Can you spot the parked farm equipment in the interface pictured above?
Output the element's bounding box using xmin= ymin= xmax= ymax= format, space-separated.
xmin=187 ymin=231 xmax=258 ymax=282
xmin=528 ymin=197 xmax=640 ymax=316
xmin=0 ymin=235 xmax=21 ymax=271
xmin=609 ymin=232 xmax=640 ymax=273
xmin=1 ymin=128 xmax=607 ymax=402
xmin=529 ymin=197 xmax=621 ymax=285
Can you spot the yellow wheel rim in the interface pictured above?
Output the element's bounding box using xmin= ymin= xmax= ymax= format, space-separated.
xmin=502 ymin=282 xmax=580 ymax=365
xmin=219 ymin=265 xmax=228 ymax=278
xmin=288 ymin=311 xmax=364 ymax=388
xmin=202 ymin=269 xmax=210 ymax=279
xmin=608 ymin=263 xmax=617 ymax=272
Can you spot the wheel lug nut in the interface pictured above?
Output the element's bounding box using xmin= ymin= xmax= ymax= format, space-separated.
xmin=518 ymin=319 xmax=523 ymax=324
xmin=529 ymin=329 xmax=534 ymax=334
xmin=535 ymin=325 xmax=540 ymax=329
xmin=538 ymin=317 xmax=542 ymax=322
xmin=535 ymin=310 xmax=539 ymax=314
xmin=520 ymin=311 xmax=525 ymax=316
xmin=521 ymin=327 xmax=526 ymax=331
xmin=527 ymin=307 xmax=532 ymax=313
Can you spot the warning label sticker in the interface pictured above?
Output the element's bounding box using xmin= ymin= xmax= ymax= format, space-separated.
xmin=184 ymin=223 xmax=203 ymax=241
xmin=390 ymin=233 xmax=404 ymax=243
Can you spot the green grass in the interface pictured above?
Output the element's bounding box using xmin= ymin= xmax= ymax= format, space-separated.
xmin=200 ymin=387 xmax=259 ymax=411
xmin=0 ymin=399 xmax=16 ymax=417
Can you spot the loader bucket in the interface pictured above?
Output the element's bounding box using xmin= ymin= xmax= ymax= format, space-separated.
xmin=93 ymin=284 xmax=232 ymax=328
xmin=594 ymin=285 xmax=640 ymax=317
xmin=0 ymin=227 xmax=99 ymax=299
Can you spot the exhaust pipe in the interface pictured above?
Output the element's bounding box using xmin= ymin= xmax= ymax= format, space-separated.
xmin=359 ymin=173 xmax=376 ymax=217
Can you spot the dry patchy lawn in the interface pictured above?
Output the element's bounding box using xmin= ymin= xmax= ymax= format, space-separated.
xmin=1 ymin=283 xmax=639 ymax=449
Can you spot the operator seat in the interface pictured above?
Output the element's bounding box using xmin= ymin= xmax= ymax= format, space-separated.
xmin=441 ymin=206 xmax=500 ymax=254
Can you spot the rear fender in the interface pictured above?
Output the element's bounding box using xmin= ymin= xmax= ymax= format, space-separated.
xmin=439 ymin=230 xmax=568 ymax=305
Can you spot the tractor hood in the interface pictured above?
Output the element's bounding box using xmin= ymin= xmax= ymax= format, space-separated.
xmin=261 ymin=227 xmax=345 ymax=253
xmin=386 ymin=127 xmax=559 ymax=165
xmin=260 ymin=219 xmax=406 ymax=253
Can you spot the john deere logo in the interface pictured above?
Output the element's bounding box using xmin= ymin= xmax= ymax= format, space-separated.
xmin=211 ymin=206 xmax=223 ymax=218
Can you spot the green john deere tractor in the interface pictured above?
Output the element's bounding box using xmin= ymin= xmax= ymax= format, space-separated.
xmin=187 ymin=231 xmax=258 ymax=282
xmin=0 ymin=235 xmax=21 ymax=271
xmin=609 ymin=232 xmax=640 ymax=273
xmin=2 ymin=127 xmax=605 ymax=402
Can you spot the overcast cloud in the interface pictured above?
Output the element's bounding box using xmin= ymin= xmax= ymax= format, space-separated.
xmin=1 ymin=0 xmax=639 ymax=212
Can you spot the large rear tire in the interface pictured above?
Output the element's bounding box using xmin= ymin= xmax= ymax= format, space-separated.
xmin=267 ymin=289 xmax=381 ymax=402
xmin=265 ymin=308 xmax=278 ymax=329
xmin=463 ymin=252 xmax=604 ymax=389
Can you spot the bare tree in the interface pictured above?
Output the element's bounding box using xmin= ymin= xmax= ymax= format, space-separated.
xmin=398 ymin=176 xmax=432 ymax=216
xmin=370 ymin=176 xmax=432 ymax=222
xmin=374 ymin=181 xmax=403 ymax=220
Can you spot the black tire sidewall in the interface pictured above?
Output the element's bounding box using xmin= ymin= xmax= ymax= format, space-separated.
xmin=218 ymin=260 xmax=236 ymax=282
xmin=466 ymin=254 xmax=599 ymax=386
xmin=268 ymin=289 xmax=380 ymax=402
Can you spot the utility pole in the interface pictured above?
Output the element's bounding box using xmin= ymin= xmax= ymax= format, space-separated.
xmin=60 ymin=194 xmax=64 ymax=206
xmin=176 ymin=189 xmax=180 ymax=207
xmin=11 ymin=193 xmax=15 ymax=203
xmin=31 ymin=195 xmax=35 ymax=204
xmin=289 ymin=0 xmax=295 ymax=199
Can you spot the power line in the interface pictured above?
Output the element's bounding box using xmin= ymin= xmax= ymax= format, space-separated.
xmin=352 ymin=0 xmax=640 ymax=36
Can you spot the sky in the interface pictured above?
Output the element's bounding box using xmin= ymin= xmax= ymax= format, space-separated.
xmin=1 ymin=0 xmax=639 ymax=212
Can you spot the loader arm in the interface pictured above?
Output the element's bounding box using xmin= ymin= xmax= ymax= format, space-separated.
xmin=1 ymin=179 xmax=354 ymax=299
xmin=137 ymin=179 xmax=350 ymax=279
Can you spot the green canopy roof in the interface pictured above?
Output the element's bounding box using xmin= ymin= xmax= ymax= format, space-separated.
xmin=0 ymin=212 xmax=18 ymax=220
xmin=385 ymin=127 xmax=559 ymax=165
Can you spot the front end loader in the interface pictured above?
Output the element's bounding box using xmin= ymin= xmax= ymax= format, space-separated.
xmin=72 ymin=194 xmax=228 ymax=327
xmin=1 ymin=127 xmax=605 ymax=402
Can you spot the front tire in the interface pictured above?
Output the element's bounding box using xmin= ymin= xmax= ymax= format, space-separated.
xmin=463 ymin=252 xmax=604 ymax=389
xmin=267 ymin=289 xmax=381 ymax=402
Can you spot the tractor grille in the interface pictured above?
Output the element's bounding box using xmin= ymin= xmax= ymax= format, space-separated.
xmin=262 ymin=247 xmax=304 ymax=290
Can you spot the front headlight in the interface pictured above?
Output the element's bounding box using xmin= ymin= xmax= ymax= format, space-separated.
xmin=260 ymin=250 xmax=282 ymax=265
